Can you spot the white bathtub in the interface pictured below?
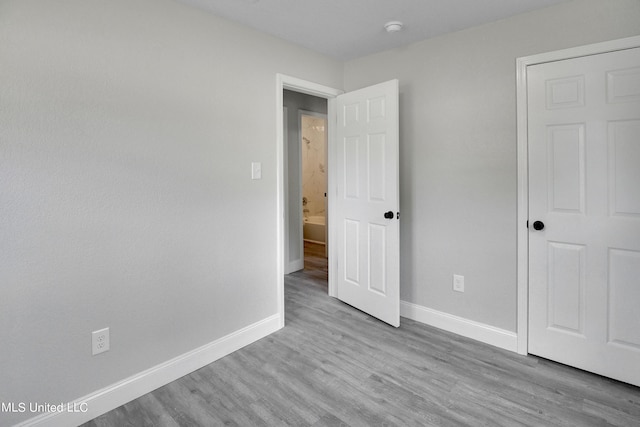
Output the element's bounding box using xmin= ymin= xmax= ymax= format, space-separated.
xmin=303 ymin=215 xmax=326 ymax=244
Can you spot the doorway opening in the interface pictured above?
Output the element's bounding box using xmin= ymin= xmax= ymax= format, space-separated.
xmin=301 ymin=111 xmax=328 ymax=252
xmin=276 ymin=75 xmax=342 ymax=328
xmin=283 ymin=92 xmax=328 ymax=272
xmin=300 ymin=112 xmax=328 ymax=295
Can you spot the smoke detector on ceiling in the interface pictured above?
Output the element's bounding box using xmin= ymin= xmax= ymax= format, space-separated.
xmin=384 ymin=21 xmax=404 ymax=33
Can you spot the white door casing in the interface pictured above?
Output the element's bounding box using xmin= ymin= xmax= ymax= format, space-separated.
xmin=527 ymin=47 xmax=640 ymax=386
xmin=335 ymin=79 xmax=400 ymax=327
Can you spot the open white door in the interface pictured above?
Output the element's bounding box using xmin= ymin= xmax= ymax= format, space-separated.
xmin=334 ymin=79 xmax=400 ymax=327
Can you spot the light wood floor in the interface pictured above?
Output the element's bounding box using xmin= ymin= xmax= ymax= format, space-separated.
xmin=84 ymin=242 xmax=640 ymax=426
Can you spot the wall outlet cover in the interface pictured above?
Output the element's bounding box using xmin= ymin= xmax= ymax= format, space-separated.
xmin=453 ymin=274 xmax=465 ymax=292
xmin=92 ymin=327 xmax=110 ymax=356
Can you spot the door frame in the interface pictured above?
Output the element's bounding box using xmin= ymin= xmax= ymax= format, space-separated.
xmin=276 ymin=74 xmax=343 ymax=328
xmin=515 ymin=35 xmax=640 ymax=355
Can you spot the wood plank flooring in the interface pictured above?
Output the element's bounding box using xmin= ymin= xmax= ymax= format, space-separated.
xmin=84 ymin=242 xmax=640 ymax=426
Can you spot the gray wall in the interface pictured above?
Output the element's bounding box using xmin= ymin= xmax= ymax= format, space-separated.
xmin=3 ymin=0 xmax=640 ymax=424
xmin=0 ymin=0 xmax=342 ymax=424
xmin=344 ymin=0 xmax=640 ymax=332
xmin=283 ymin=90 xmax=327 ymax=271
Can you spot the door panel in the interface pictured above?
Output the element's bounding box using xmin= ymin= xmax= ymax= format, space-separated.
xmin=609 ymin=119 xmax=640 ymax=216
xmin=609 ymin=248 xmax=640 ymax=350
xmin=546 ymin=241 xmax=585 ymax=335
xmin=335 ymin=80 xmax=399 ymax=327
xmin=547 ymin=124 xmax=585 ymax=213
xmin=528 ymin=47 xmax=640 ymax=387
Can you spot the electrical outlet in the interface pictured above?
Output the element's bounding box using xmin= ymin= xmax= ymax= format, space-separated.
xmin=453 ymin=274 xmax=465 ymax=292
xmin=92 ymin=327 xmax=110 ymax=356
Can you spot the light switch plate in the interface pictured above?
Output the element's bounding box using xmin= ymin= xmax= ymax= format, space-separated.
xmin=453 ymin=274 xmax=465 ymax=292
xmin=251 ymin=162 xmax=262 ymax=180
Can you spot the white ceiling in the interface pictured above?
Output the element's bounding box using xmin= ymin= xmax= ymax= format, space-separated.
xmin=176 ymin=0 xmax=570 ymax=60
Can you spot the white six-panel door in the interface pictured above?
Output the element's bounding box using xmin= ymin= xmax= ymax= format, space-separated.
xmin=335 ymin=80 xmax=400 ymax=327
xmin=528 ymin=47 xmax=640 ymax=386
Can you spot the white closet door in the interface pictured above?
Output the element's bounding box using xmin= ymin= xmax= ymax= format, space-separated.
xmin=528 ymin=47 xmax=640 ymax=386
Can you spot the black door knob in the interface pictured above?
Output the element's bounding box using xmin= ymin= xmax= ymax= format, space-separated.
xmin=532 ymin=220 xmax=545 ymax=231
xmin=384 ymin=211 xmax=394 ymax=219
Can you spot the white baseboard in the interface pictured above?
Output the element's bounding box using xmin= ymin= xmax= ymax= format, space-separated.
xmin=17 ymin=314 xmax=282 ymax=427
xmin=400 ymin=301 xmax=518 ymax=353
xmin=287 ymin=259 xmax=303 ymax=274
